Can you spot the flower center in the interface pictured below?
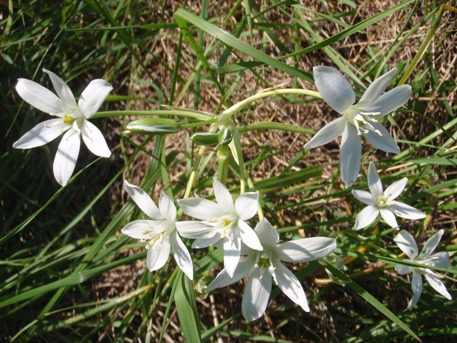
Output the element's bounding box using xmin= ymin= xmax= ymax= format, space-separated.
xmin=376 ymin=195 xmax=394 ymax=207
xmin=257 ymin=257 xmax=271 ymax=269
xmin=343 ymin=106 xmax=382 ymax=136
xmin=63 ymin=113 xmax=76 ymax=124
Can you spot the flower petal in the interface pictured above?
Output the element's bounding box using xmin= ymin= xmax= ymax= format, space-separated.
xmin=53 ymin=129 xmax=80 ymax=186
xmin=427 ymin=251 xmax=451 ymax=268
xmin=146 ymin=237 xmax=171 ymax=272
xmin=271 ymin=260 xmax=310 ymax=312
xmin=408 ymin=270 xmax=423 ymax=309
xmin=424 ymin=272 xmax=452 ymax=300
xmin=235 ymin=192 xmax=259 ymax=220
xmin=379 ymin=208 xmax=399 ymax=228
xmin=13 ymin=119 xmax=70 ymax=149
xmin=170 ymin=232 xmax=193 ymax=280
xmin=206 ymin=253 xmax=257 ymax=291
xmin=78 ymin=79 xmax=113 ymax=118
xmin=124 ymin=180 xmax=162 ymax=219
xmin=340 ymin=123 xmax=361 ymax=187
xmin=303 ymin=117 xmax=345 ymax=150
xmin=223 ymin=231 xmax=241 ymax=278
xmin=178 ymin=198 xmax=225 ymax=220
xmin=394 ymin=230 xmax=419 ymax=259
xmin=313 ymin=66 xmax=355 ymax=113
xmin=363 ymin=122 xmax=400 ymax=154
xmin=43 ymin=69 xmax=78 ymax=111
xmin=121 ymin=219 xmax=166 ymax=239
xmin=80 ymin=120 xmax=111 ymax=157
xmin=242 ymin=267 xmax=272 ymax=321
xmin=192 ymin=234 xmax=222 ymax=249
xmin=362 ymin=85 xmax=412 ymax=117
xmin=353 ymin=205 xmax=379 ymax=230
xmin=384 ymin=178 xmax=407 ymax=201
xmin=390 ymin=202 xmax=426 ymax=220
xmin=175 ymin=221 xmax=216 ymax=240
xmin=254 ymin=219 xmax=279 ymax=248
xmin=352 ymin=190 xmax=375 ymax=206
xmin=16 ymin=78 xmax=62 ymax=114
xmin=276 ymin=237 xmax=336 ymax=262
xmin=212 ymin=178 xmax=235 ymax=212
xmin=395 ymin=264 xmax=413 ymax=275
xmin=418 ymin=230 xmax=444 ymax=259
xmin=158 ymin=193 xmax=177 ymax=222
xmin=359 ymin=68 xmax=397 ymax=105
xmin=367 ymin=162 xmax=383 ymax=197
xmin=237 ymin=220 xmax=263 ymax=251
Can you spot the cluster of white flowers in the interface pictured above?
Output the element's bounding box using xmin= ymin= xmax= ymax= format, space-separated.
xmin=13 ymin=68 xmax=452 ymax=320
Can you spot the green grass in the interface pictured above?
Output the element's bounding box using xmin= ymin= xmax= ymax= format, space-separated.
xmin=1 ymin=0 xmax=456 ymax=342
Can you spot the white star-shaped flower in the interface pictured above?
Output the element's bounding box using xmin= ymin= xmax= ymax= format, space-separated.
xmin=13 ymin=69 xmax=112 ymax=186
xmin=176 ymin=178 xmax=262 ymax=277
xmin=121 ymin=181 xmax=193 ymax=280
xmin=394 ymin=229 xmax=452 ymax=308
xmin=352 ymin=162 xmax=426 ymax=230
xmin=304 ymin=66 xmax=411 ymax=187
xmin=206 ymin=219 xmax=337 ymax=321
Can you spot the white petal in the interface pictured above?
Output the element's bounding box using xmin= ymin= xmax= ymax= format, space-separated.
xmin=13 ymin=119 xmax=70 ymax=149
xmin=124 ymin=180 xmax=162 ymax=219
xmin=223 ymin=231 xmax=241 ymax=278
xmin=206 ymin=254 xmax=257 ymax=291
xmin=419 ymin=230 xmax=444 ymax=259
xmin=362 ymin=85 xmax=412 ymax=117
xmin=53 ymin=129 xmax=80 ymax=186
xmin=395 ymin=264 xmax=413 ymax=275
xmin=271 ymin=260 xmax=310 ymax=312
xmin=340 ymin=124 xmax=361 ymax=187
xmin=175 ymin=221 xmax=216 ymax=239
xmin=170 ymin=232 xmax=193 ymax=280
xmin=16 ymin=78 xmax=62 ymax=114
xmin=254 ymin=219 xmax=279 ymax=248
xmin=359 ymin=68 xmax=397 ymax=105
xmin=313 ymin=66 xmax=355 ymax=113
xmin=390 ymin=202 xmax=426 ymax=220
xmin=363 ymin=122 xmax=400 ymax=154
xmin=353 ymin=205 xmax=379 ymax=230
xmin=147 ymin=237 xmax=171 ymax=272
xmin=177 ymin=198 xmax=225 ymax=220
xmin=242 ymin=267 xmax=272 ymax=321
xmin=235 ymin=192 xmax=259 ymax=220
xmin=43 ymin=69 xmax=78 ymax=110
xmin=78 ymin=79 xmax=113 ymax=118
xmin=352 ymin=190 xmax=375 ymax=206
xmin=384 ymin=178 xmax=407 ymax=201
xmin=276 ymin=237 xmax=336 ymax=262
xmin=379 ymin=208 xmax=399 ymax=228
xmin=427 ymin=251 xmax=451 ymax=268
xmin=192 ymin=234 xmax=222 ymax=249
xmin=367 ymin=162 xmax=383 ymax=197
xmin=303 ymin=117 xmax=345 ymax=150
xmin=212 ymin=178 xmax=235 ymax=212
xmin=237 ymin=220 xmax=263 ymax=251
xmin=159 ymin=193 xmax=177 ymax=222
xmin=121 ymin=219 xmax=166 ymax=239
xmin=80 ymin=120 xmax=111 ymax=157
xmin=424 ymin=272 xmax=452 ymax=300
xmin=394 ymin=230 xmax=419 ymax=259
xmin=408 ymin=271 xmax=423 ymax=308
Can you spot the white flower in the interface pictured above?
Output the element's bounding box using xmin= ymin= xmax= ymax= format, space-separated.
xmin=394 ymin=230 xmax=452 ymax=308
xmin=121 ymin=181 xmax=193 ymax=280
xmin=176 ymin=178 xmax=262 ymax=278
xmin=206 ymin=219 xmax=337 ymax=321
xmin=352 ymin=162 xmax=426 ymax=230
xmin=13 ymin=69 xmax=112 ymax=186
xmin=304 ymin=66 xmax=411 ymax=187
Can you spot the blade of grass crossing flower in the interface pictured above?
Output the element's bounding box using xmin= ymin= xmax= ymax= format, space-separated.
xmin=321 ymin=261 xmax=420 ymax=341
xmin=174 ymin=271 xmax=202 ymax=343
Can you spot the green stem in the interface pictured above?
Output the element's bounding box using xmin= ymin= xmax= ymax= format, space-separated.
xmin=93 ymin=109 xmax=211 ymax=120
